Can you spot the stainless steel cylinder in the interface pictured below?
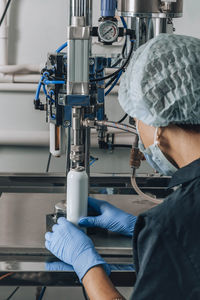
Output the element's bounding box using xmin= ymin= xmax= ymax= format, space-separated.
xmin=72 ymin=0 xmax=84 ymax=17
xmin=72 ymin=107 xmax=83 ymax=146
xmin=117 ymin=0 xmax=183 ymax=18
xmin=135 ymin=17 xmax=171 ymax=47
xmin=67 ymin=167 xmax=88 ymax=226
xmin=67 ymin=0 xmax=91 ymax=95
xmin=68 ymin=0 xmax=92 ymax=26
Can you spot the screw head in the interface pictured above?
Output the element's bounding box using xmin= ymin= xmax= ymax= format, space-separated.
xmin=64 ymin=120 xmax=70 ymax=127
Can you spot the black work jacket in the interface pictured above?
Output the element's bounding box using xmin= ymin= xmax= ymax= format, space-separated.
xmin=131 ymin=158 xmax=200 ymax=300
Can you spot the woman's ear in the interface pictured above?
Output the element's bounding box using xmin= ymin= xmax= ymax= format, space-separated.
xmin=138 ymin=120 xmax=156 ymax=149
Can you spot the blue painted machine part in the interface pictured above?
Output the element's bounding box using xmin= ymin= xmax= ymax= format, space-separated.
xmin=97 ymin=106 xmax=104 ymax=121
xmin=97 ymin=88 xmax=104 ymax=104
xmin=66 ymin=95 xmax=90 ymax=107
xmin=64 ymin=106 xmax=72 ymax=125
xmin=101 ymin=0 xmax=117 ymax=17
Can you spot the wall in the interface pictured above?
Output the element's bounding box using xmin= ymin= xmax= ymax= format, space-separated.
xmin=0 ymin=1 xmax=199 ymax=299
xmin=0 ymin=0 xmax=199 ymax=173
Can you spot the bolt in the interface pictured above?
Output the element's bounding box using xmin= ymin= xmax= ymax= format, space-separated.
xmin=64 ymin=120 xmax=70 ymax=127
xmin=89 ymin=58 xmax=95 ymax=66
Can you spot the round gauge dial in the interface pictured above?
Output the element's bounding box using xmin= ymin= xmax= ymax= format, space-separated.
xmin=98 ymin=20 xmax=119 ymax=43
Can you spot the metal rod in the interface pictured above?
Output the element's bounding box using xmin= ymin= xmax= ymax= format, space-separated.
xmin=72 ymin=0 xmax=84 ymax=17
xmin=85 ymin=127 xmax=90 ymax=178
xmin=66 ymin=126 xmax=71 ymax=175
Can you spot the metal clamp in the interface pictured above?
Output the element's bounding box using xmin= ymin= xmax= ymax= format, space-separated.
xmin=66 ymin=26 xmax=90 ymax=40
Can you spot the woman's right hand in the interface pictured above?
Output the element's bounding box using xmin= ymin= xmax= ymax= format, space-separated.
xmin=79 ymin=197 xmax=137 ymax=237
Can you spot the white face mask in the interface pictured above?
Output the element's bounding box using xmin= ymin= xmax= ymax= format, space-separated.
xmin=136 ymin=121 xmax=178 ymax=176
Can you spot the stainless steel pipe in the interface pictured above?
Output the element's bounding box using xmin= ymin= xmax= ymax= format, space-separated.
xmin=117 ymin=0 xmax=183 ymax=18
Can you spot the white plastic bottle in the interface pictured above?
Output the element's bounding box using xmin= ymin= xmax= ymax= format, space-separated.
xmin=66 ymin=167 xmax=88 ymax=226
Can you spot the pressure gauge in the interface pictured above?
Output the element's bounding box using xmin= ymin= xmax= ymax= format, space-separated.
xmin=98 ymin=20 xmax=119 ymax=44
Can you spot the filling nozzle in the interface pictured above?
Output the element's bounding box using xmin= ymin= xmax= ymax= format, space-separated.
xmin=70 ymin=107 xmax=85 ymax=168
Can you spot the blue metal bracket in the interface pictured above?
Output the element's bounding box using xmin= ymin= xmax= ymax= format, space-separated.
xmin=65 ymin=95 xmax=90 ymax=106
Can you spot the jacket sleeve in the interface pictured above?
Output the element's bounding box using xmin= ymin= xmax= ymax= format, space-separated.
xmin=131 ymin=214 xmax=183 ymax=300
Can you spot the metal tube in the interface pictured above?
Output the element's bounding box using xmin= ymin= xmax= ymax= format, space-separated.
xmin=72 ymin=0 xmax=84 ymax=17
xmin=72 ymin=107 xmax=83 ymax=145
xmin=84 ymin=127 xmax=90 ymax=178
xmin=70 ymin=0 xmax=92 ymax=25
xmin=66 ymin=126 xmax=71 ymax=175
xmin=117 ymin=0 xmax=183 ymax=17
xmin=85 ymin=0 xmax=92 ymax=26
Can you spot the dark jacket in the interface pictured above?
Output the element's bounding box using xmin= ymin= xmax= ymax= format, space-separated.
xmin=131 ymin=158 xmax=200 ymax=300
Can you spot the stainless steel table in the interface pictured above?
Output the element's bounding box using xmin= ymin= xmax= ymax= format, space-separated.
xmin=0 ymin=192 xmax=156 ymax=286
xmin=0 ymin=172 xmax=168 ymax=287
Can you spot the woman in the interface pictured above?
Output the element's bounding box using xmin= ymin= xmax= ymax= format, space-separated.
xmin=45 ymin=34 xmax=200 ymax=300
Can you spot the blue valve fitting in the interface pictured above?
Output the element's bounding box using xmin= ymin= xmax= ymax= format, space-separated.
xmin=101 ymin=0 xmax=117 ymax=17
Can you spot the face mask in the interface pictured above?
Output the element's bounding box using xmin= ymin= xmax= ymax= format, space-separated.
xmin=136 ymin=121 xmax=178 ymax=176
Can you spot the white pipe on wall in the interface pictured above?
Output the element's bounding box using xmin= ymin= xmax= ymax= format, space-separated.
xmin=0 ymin=0 xmax=8 ymax=66
xmin=0 ymin=83 xmax=41 ymax=92
xmin=0 ymin=74 xmax=41 ymax=84
xmin=0 ymin=131 xmax=49 ymax=146
xmin=13 ymin=74 xmax=41 ymax=83
xmin=0 ymin=64 xmax=42 ymax=74
xmin=0 ymin=83 xmax=119 ymax=93
xmin=0 ymin=130 xmax=134 ymax=147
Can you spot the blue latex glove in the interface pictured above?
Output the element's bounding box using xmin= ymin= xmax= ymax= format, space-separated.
xmin=46 ymin=261 xmax=135 ymax=272
xmin=46 ymin=261 xmax=74 ymax=272
xmin=79 ymin=197 xmax=137 ymax=237
xmin=45 ymin=217 xmax=110 ymax=281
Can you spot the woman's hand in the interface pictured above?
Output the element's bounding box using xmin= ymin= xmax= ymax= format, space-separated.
xmin=45 ymin=217 xmax=110 ymax=281
xmin=79 ymin=197 xmax=137 ymax=237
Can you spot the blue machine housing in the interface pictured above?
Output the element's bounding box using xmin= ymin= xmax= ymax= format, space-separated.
xmin=101 ymin=0 xmax=117 ymax=17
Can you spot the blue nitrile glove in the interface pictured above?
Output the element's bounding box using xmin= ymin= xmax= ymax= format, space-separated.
xmin=46 ymin=261 xmax=74 ymax=271
xmin=45 ymin=217 xmax=110 ymax=281
xmin=46 ymin=261 xmax=134 ymax=272
xmin=79 ymin=197 xmax=137 ymax=237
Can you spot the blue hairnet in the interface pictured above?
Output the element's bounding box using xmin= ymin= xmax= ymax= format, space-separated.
xmin=118 ymin=34 xmax=200 ymax=127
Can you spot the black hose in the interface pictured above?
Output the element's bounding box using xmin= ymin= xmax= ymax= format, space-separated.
xmin=105 ymin=72 xmax=119 ymax=88
xmin=90 ymin=41 xmax=134 ymax=83
xmin=113 ymin=144 xmax=132 ymax=149
xmin=0 ymin=0 xmax=12 ymax=27
xmin=117 ymin=113 xmax=128 ymax=124
xmin=5 ymin=287 xmax=20 ymax=300
xmin=46 ymin=153 xmax=52 ymax=173
xmin=122 ymin=35 xmax=128 ymax=59
xmin=38 ymin=287 xmax=46 ymax=300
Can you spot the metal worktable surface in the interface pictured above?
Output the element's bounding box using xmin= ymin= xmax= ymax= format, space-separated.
xmin=0 ymin=192 xmax=156 ymax=286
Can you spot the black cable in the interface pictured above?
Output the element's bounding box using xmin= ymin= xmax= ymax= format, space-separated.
xmin=122 ymin=35 xmax=128 ymax=59
xmin=110 ymin=58 xmax=122 ymax=69
xmin=82 ymin=285 xmax=89 ymax=300
xmin=5 ymin=287 xmax=20 ymax=300
xmin=0 ymin=0 xmax=12 ymax=27
xmin=113 ymin=144 xmax=132 ymax=148
xmin=96 ymin=58 xmax=122 ymax=75
xmin=105 ymin=72 xmax=119 ymax=88
xmin=118 ymin=113 xmax=128 ymax=124
xmin=46 ymin=153 xmax=52 ymax=172
xmin=90 ymin=41 xmax=134 ymax=83
xmin=38 ymin=287 xmax=46 ymax=300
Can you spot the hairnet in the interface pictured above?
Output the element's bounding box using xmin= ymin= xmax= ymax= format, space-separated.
xmin=118 ymin=34 xmax=200 ymax=127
